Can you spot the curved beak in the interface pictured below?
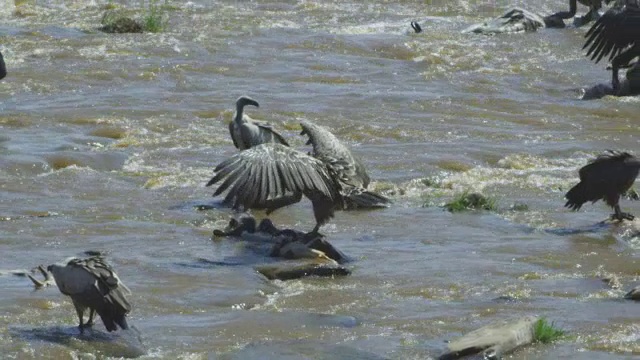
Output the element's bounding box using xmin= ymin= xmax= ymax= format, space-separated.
xmin=247 ymin=99 xmax=259 ymax=108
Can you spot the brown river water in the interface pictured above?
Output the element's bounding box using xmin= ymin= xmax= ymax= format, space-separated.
xmin=1 ymin=0 xmax=639 ymax=359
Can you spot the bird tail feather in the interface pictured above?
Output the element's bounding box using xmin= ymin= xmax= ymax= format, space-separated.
xmin=565 ymin=182 xmax=588 ymax=211
xmin=343 ymin=189 xmax=392 ymax=209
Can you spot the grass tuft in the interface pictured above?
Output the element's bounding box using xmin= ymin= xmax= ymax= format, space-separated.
xmin=143 ymin=0 xmax=168 ymax=33
xmin=533 ymin=318 xmax=565 ymax=344
xmin=444 ymin=191 xmax=497 ymax=213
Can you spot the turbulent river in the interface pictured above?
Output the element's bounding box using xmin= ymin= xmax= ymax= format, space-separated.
xmin=1 ymin=0 xmax=639 ymax=359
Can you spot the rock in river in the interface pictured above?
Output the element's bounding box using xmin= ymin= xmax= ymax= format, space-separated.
xmin=438 ymin=316 xmax=539 ymax=360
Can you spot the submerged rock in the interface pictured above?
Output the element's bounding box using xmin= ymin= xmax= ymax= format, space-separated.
xmin=438 ymin=316 xmax=539 ymax=360
xmin=582 ymin=64 xmax=640 ymax=100
xmin=100 ymin=10 xmax=143 ymax=34
xmin=625 ymin=285 xmax=640 ymax=301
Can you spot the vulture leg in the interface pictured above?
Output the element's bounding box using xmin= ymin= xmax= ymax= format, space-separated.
xmin=611 ymin=47 xmax=639 ymax=90
xmin=86 ymin=308 xmax=96 ymax=327
xmin=550 ymin=0 xmax=578 ymax=20
xmin=612 ymin=204 xmax=635 ymax=221
xmin=575 ymin=4 xmax=601 ymax=27
xmin=72 ymin=299 xmax=86 ymax=332
xmin=309 ymin=223 xmax=322 ymax=237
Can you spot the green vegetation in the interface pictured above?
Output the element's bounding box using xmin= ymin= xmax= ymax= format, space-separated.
xmin=444 ymin=191 xmax=497 ymax=212
xmin=143 ymin=0 xmax=168 ymax=33
xmin=533 ymin=318 xmax=565 ymax=344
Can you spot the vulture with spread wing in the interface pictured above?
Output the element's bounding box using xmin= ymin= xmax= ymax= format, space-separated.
xmin=584 ymin=0 xmax=640 ymax=90
xmin=207 ymin=120 xmax=390 ymax=234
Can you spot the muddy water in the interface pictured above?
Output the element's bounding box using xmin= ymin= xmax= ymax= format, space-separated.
xmin=1 ymin=0 xmax=639 ymax=359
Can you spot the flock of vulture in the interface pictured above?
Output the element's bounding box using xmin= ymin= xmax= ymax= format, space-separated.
xmin=2 ymin=0 xmax=639 ymax=341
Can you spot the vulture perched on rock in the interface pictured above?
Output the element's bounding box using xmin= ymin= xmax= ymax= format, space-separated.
xmin=47 ymin=256 xmax=131 ymax=333
xmin=565 ymin=151 xmax=640 ymax=221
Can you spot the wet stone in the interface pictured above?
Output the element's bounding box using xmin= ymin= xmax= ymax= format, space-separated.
xmin=100 ymin=10 xmax=143 ymax=34
xmin=625 ymin=286 xmax=640 ymax=301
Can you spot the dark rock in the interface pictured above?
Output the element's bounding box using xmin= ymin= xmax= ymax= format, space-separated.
xmin=625 ymin=285 xmax=640 ymax=301
xmin=100 ymin=10 xmax=143 ymax=34
xmin=583 ymin=64 xmax=640 ymax=100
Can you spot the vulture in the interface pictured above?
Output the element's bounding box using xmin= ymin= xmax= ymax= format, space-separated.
xmin=565 ymin=151 xmax=640 ymax=221
xmin=299 ymin=120 xmax=391 ymax=209
xmin=411 ymin=21 xmax=422 ymax=33
xmin=206 ymin=120 xmax=390 ymax=234
xmin=47 ymin=256 xmax=131 ymax=333
xmin=228 ymin=96 xmax=290 ymax=150
xmin=583 ymin=0 xmax=640 ymax=90
xmin=0 ymin=51 xmax=6 ymax=80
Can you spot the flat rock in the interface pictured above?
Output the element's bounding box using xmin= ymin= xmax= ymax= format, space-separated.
xmin=439 ymin=316 xmax=539 ymax=360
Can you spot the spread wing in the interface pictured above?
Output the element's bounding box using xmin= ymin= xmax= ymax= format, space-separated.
xmin=206 ymin=143 xmax=341 ymax=210
xmin=583 ymin=4 xmax=640 ymax=63
xmin=239 ymin=119 xmax=290 ymax=149
xmin=299 ymin=120 xmax=390 ymax=208
xmin=255 ymin=121 xmax=290 ymax=147
xmin=299 ymin=120 xmax=365 ymax=188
